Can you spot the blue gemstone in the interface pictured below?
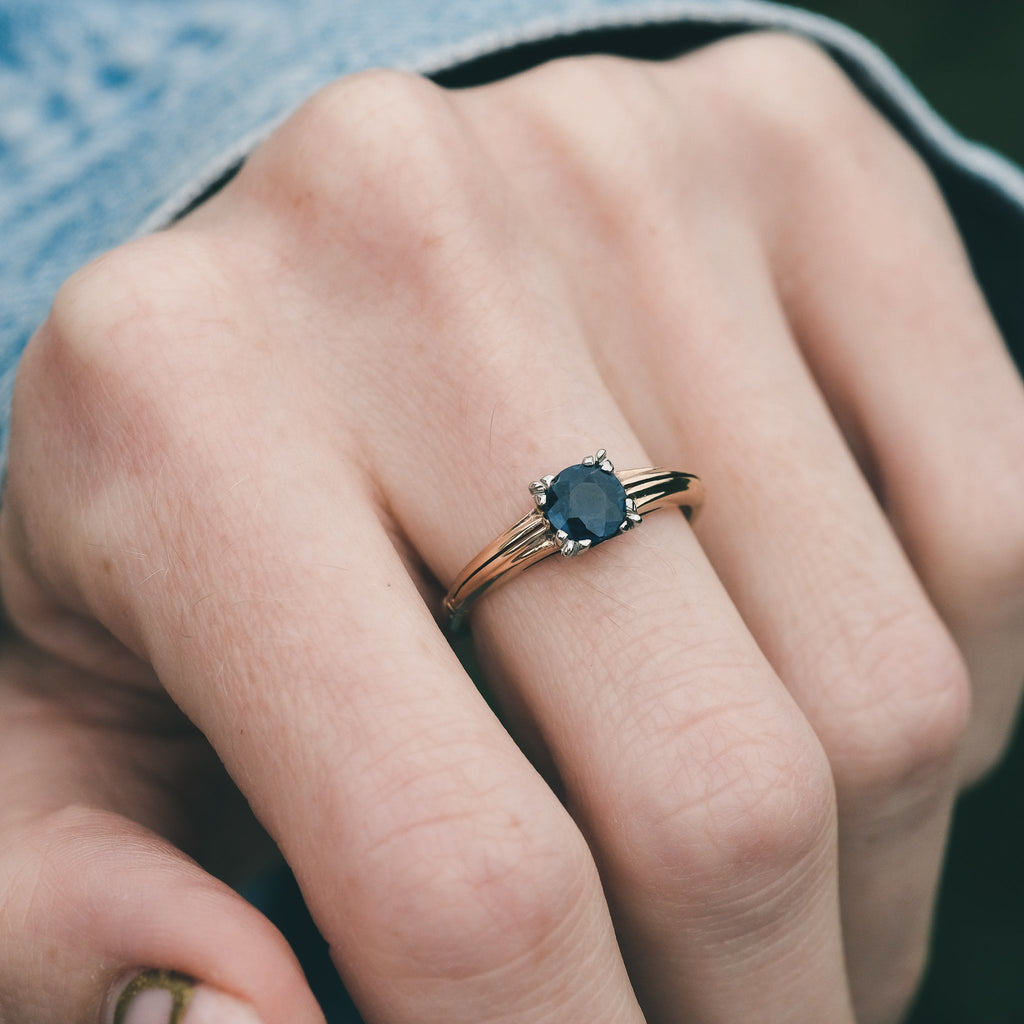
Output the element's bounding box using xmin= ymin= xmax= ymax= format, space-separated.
xmin=545 ymin=463 xmax=627 ymax=544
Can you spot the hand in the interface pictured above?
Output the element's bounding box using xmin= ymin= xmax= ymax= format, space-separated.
xmin=2 ymin=32 xmax=1022 ymax=1024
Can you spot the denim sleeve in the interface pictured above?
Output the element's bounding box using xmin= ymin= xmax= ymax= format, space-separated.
xmin=2 ymin=0 xmax=1022 ymax=483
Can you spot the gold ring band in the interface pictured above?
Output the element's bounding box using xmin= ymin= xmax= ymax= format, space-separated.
xmin=443 ymin=450 xmax=703 ymax=630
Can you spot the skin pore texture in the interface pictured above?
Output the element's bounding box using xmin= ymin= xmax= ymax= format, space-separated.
xmin=0 ymin=32 xmax=1022 ymax=1024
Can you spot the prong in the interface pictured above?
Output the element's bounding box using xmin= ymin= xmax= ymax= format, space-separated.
xmin=582 ymin=455 xmax=596 ymax=467
xmin=555 ymin=529 xmax=569 ymax=544
xmin=529 ymin=478 xmax=549 ymax=496
xmin=595 ymin=448 xmax=607 ymax=463
xmin=560 ymin=537 xmax=592 ymax=557
xmin=620 ymin=510 xmax=642 ymax=532
xmin=623 ymin=499 xmax=643 ymax=528
xmin=600 ymin=458 xmax=615 ymax=473
xmin=533 ymin=492 xmax=547 ymax=508
xmin=542 ymin=474 xmax=556 ymax=487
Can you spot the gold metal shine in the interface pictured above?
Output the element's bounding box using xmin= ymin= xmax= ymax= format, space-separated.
xmin=443 ymin=468 xmax=703 ymax=629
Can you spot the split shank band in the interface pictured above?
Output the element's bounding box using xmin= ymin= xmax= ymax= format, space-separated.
xmin=443 ymin=450 xmax=704 ymax=630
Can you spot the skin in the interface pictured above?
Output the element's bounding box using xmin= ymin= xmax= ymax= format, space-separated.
xmin=0 ymin=32 xmax=1022 ymax=1024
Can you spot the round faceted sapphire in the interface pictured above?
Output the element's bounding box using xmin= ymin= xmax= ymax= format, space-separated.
xmin=545 ymin=463 xmax=627 ymax=544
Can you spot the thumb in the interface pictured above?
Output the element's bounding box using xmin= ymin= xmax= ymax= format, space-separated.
xmin=0 ymin=805 xmax=325 ymax=1024
xmin=0 ymin=637 xmax=325 ymax=1024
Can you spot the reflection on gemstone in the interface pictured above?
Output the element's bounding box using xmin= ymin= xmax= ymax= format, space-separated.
xmin=545 ymin=463 xmax=627 ymax=544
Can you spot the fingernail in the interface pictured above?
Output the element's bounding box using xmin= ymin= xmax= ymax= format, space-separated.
xmin=111 ymin=970 xmax=264 ymax=1024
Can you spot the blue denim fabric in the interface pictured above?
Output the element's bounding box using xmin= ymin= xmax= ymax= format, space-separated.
xmin=1 ymin=0 xmax=1023 ymax=478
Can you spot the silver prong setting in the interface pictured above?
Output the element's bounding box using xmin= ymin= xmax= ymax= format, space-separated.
xmin=559 ymin=537 xmax=592 ymax=557
xmin=583 ymin=448 xmax=615 ymax=473
xmin=529 ymin=478 xmax=549 ymax=508
xmin=620 ymin=498 xmax=642 ymax=533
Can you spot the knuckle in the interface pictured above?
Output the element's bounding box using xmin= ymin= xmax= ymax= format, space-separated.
xmin=359 ymin=796 xmax=595 ymax=981
xmin=528 ymin=52 xmax=661 ymax=119
xmin=698 ymin=31 xmax=865 ymax=130
xmin=716 ymin=30 xmax=846 ymax=83
xmin=12 ymin=234 xmax=233 ymax=578
xmin=611 ymin=699 xmax=835 ymax=897
xmin=248 ymin=70 xmax=514 ymax=324
xmin=825 ymin=609 xmax=971 ymax=800
xmin=39 ymin=234 xmax=216 ymax=383
xmin=496 ymin=54 xmax=673 ymax=197
xmin=44 ymin=245 xmax=153 ymax=371
xmin=23 ymin=235 xmax=219 ymax=466
xmin=691 ymin=31 xmax=920 ymax=187
xmin=257 ymin=70 xmax=480 ymax=237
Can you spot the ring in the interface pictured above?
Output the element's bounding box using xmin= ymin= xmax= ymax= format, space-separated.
xmin=443 ymin=449 xmax=703 ymax=629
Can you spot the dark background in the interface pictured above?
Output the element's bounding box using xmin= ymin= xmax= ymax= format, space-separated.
xmin=800 ymin=1 xmax=1024 ymax=167
xmin=799 ymin=4 xmax=1024 ymax=1021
